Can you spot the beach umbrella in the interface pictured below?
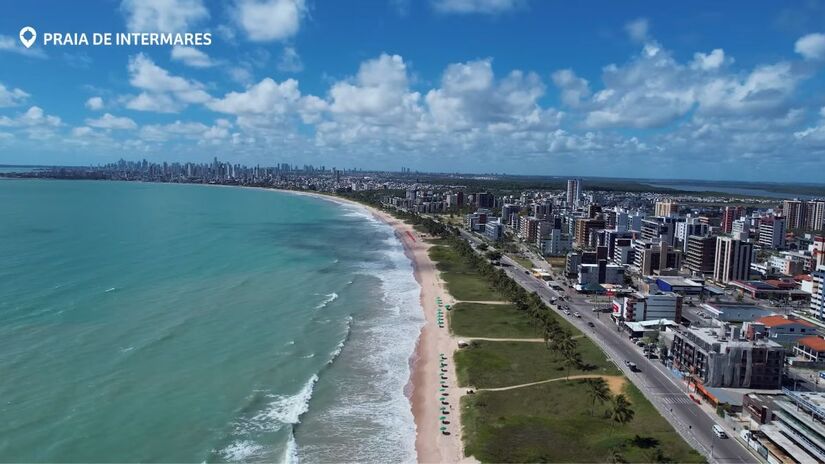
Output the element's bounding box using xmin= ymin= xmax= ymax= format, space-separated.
xmin=439 ymin=416 xmax=446 ymax=420
xmin=440 ymin=426 xmax=447 ymax=431
xmin=439 ymin=388 xmax=446 ymax=392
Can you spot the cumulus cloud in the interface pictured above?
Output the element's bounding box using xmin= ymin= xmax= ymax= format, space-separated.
xmin=85 ymin=96 xmax=104 ymax=111
xmin=432 ymin=0 xmax=524 ymax=14
xmin=690 ymin=49 xmax=728 ymax=70
xmin=171 ymin=46 xmax=214 ymax=67
xmin=208 ymin=78 xmax=301 ymax=114
xmin=0 ymin=106 xmax=62 ymax=127
xmin=624 ymin=18 xmax=649 ymax=43
xmin=234 ymin=0 xmax=307 ymax=42
xmin=140 ymin=119 xmax=232 ymax=142
xmin=121 ymin=0 xmax=209 ymax=32
xmin=86 ymin=113 xmax=138 ymax=130
xmin=125 ymin=53 xmax=211 ymax=112
xmin=551 ymin=69 xmax=590 ymax=107
xmin=0 ymin=83 xmax=29 ymax=107
xmin=0 ymin=34 xmax=47 ymax=58
xmin=278 ymin=46 xmax=304 ymax=72
xmin=795 ymin=33 xmax=825 ymax=60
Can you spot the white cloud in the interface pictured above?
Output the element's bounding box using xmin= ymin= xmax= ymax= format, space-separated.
xmin=0 ymin=106 xmax=62 ymax=127
xmin=85 ymin=96 xmax=104 ymax=111
xmin=86 ymin=113 xmax=138 ymax=130
xmin=208 ymin=78 xmax=301 ymax=114
xmin=795 ymin=33 xmax=825 ymax=60
xmin=121 ymin=0 xmax=209 ymax=33
xmin=624 ymin=18 xmax=649 ymax=43
xmin=171 ymin=46 xmax=214 ymax=67
xmin=126 ymin=53 xmax=211 ymax=112
xmin=329 ymin=54 xmax=414 ymax=118
xmin=0 ymin=34 xmax=47 ymax=59
xmin=140 ymin=119 xmax=232 ymax=142
xmin=431 ymin=0 xmax=524 ymax=14
xmin=0 ymin=83 xmax=29 ymax=107
xmin=234 ymin=0 xmax=307 ymax=42
xmin=551 ymin=69 xmax=590 ymax=107
xmin=690 ymin=49 xmax=728 ymax=70
xmin=278 ymin=46 xmax=304 ymax=72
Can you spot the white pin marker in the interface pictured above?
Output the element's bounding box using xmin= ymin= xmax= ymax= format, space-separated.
xmin=19 ymin=26 xmax=36 ymax=49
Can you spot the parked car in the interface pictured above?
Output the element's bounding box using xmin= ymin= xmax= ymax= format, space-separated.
xmin=574 ymin=312 xmax=581 ymax=318
xmin=587 ymin=321 xmax=595 ymax=328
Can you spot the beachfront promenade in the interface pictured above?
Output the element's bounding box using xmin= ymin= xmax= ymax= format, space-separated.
xmin=455 ymin=228 xmax=757 ymax=464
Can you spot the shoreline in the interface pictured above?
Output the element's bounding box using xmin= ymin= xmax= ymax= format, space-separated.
xmin=281 ymin=189 xmax=466 ymax=463
xmin=13 ymin=178 xmax=465 ymax=462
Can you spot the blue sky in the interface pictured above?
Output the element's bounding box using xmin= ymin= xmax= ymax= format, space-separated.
xmin=2 ymin=0 xmax=825 ymax=181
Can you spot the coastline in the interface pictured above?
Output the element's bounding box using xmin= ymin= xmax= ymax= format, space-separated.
xmin=279 ymin=189 xmax=465 ymax=463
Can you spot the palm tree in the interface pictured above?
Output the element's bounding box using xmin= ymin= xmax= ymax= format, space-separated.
xmin=563 ymin=348 xmax=582 ymax=380
xmin=585 ymin=378 xmax=611 ymax=416
xmin=610 ymin=394 xmax=635 ymax=434
xmin=606 ymin=447 xmax=627 ymax=464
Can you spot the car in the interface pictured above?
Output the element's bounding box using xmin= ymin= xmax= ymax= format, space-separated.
xmin=712 ymin=425 xmax=728 ymax=439
xmin=587 ymin=321 xmax=595 ymax=327
xmin=636 ymin=341 xmax=646 ymax=347
xmin=574 ymin=312 xmax=581 ymax=318
xmin=627 ymin=362 xmax=638 ymax=372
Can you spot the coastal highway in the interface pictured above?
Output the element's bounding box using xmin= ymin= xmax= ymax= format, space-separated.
xmin=457 ymin=229 xmax=756 ymax=463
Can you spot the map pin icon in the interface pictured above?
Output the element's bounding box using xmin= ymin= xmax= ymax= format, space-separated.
xmin=19 ymin=26 xmax=36 ymax=49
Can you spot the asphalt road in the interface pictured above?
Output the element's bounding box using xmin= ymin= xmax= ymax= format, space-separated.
xmin=459 ymin=230 xmax=757 ymax=463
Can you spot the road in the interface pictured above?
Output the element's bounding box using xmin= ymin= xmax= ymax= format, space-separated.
xmin=459 ymin=229 xmax=757 ymax=463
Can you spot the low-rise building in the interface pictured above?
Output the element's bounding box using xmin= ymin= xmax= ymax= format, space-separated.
xmin=613 ymin=290 xmax=682 ymax=323
xmin=670 ymin=324 xmax=785 ymax=388
xmin=578 ymin=261 xmax=625 ymax=286
xmin=794 ymin=336 xmax=825 ymax=362
xmin=540 ymin=228 xmax=572 ymax=256
xmin=746 ymin=315 xmax=817 ymax=347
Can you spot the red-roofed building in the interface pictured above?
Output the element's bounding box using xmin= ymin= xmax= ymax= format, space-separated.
xmin=795 ymin=336 xmax=825 ymax=362
xmin=748 ymin=315 xmax=817 ymax=347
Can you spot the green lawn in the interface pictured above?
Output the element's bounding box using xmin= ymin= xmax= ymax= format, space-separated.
xmin=461 ymin=379 xmax=705 ymax=463
xmin=449 ymin=302 xmax=538 ymax=339
xmin=508 ymin=254 xmax=534 ymax=270
xmin=454 ymin=339 xmax=620 ymax=389
xmin=429 ymin=245 xmax=504 ymax=301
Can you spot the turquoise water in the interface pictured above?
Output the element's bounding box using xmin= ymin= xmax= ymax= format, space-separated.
xmin=0 ymin=180 xmax=423 ymax=462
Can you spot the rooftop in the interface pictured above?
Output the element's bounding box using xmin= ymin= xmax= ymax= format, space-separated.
xmin=756 ymin=315 xmax=816 ymax=328
xmin=798 ymin=336 xmax=825 ymax=352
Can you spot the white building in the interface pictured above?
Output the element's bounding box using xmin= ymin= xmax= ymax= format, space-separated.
xmin=714 ymin=236 xmax=754 ymax=283
xmin=812 ymin=265 xmax=825 ymax=319
xmin=540 ymin=228 xmax=572 ymax=256
xmin=613 ymin=291 xmax=683 ymax=322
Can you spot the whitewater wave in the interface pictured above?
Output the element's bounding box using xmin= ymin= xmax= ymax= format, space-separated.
xmin=314 ymin=292 xmax=338 ymax=310
xmin=104 ymin=287 xmax=116 ymax=293
xmin=219 ymin=440 xmax=264 ymax=462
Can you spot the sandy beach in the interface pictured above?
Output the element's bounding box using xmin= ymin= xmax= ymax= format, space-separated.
xmin=284 ymin=190 xmax=466 ymax=463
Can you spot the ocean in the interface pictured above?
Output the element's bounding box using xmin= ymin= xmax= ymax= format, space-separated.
xmin=0 ymin=179 xmax=424 ymax=462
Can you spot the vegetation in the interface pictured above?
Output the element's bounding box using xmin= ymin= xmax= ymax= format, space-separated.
xmin=448 ymin=302 xmax=539 ymax=339
xmin=324 ymin=202 xmax=700 ymax=464
xmin=455 ymin=339 xmax=619 ymax=389
xmin=461 ymin=380 xmax=704 ymax=463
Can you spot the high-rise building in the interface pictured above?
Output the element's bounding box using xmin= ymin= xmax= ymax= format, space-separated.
xmin=654 ymin=200 xmax=678 ymax=218
xmin=806 ymin=201 xmax=825 ymax=231
xmin=783 ymin=200 xmax=806 ymax=230
xmin=714 ymin=237 xmax=754 ymax=283
xmin=685 ymin=235 xmax=717 ymax=276
xmin=566 ymin=179 xmax=581 ymax=207
xmin=758 ymin=217 xmax=786 ymax=249
xmin=811 ymin=266 xmax=825 ymax=320
xmin=574 ymin=217 xmax=605 ymax=248
xmin=475 ymin=192 xmax=495 ymax=209
xmin=633 ymin=240 xmax=681 ymax=275
xmin=721 ymin=206 xmax=745 ymax=233
xmin=814 ymin=236 xmax=825 ymax=269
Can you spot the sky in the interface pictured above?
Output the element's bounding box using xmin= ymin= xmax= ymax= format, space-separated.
xmin=2 ymin=0 xmax=825 ymax=181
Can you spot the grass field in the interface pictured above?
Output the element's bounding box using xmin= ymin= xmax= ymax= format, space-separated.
xmin=429 ymin=245 xmax=504 ymax=301
xmin=449 ymin=302 xmax=538 ymax=339
xmin=508 ymin=254 xmax=534 ymax=270
xmin=449 ymin=302 xmax=577 ymax=339
xmin=461 ymin=379 xmax=704 ymax=463
xmin=454 ymin=339 xmax=620 ymax=389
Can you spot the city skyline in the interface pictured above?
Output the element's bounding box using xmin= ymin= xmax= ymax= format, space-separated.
xmin=4 ymin=1 xmax=825 ymax=181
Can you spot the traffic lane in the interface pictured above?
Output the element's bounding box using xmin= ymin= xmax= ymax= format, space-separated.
xmin=563 ymin=299 xmax=752 ymax=462
xmin=501 ymin=270 xmax=752 ymax=462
